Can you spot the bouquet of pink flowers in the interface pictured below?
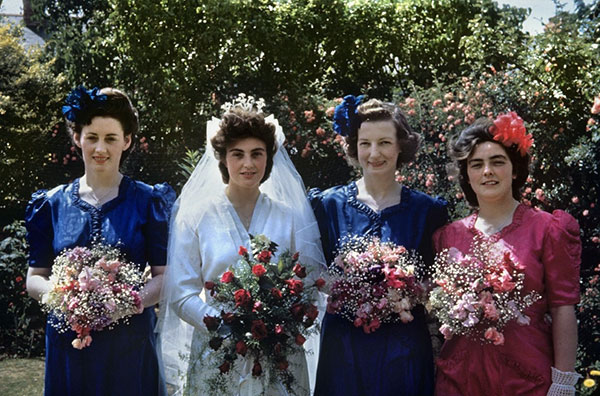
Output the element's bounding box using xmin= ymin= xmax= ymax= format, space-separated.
xmin=326 ymin=235 xmax=426 ymax=334
xmin=42 ymin=244 xmax=144 ymax=349
xmin=202 ymin=234 xmax=325 ymax=393
xmin=428 ymin=236 xmax=541 ymax=345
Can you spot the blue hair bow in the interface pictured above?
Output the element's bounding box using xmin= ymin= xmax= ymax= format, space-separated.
xmin=62 ymin=85 xmax=107 ymax=122
xmin=332 ymin=94 xmax=365 ymax=137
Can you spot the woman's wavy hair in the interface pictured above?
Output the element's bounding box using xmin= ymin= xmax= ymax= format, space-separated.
xmin=67 ymin=88 xmax=138 ymax=165
xmin=211 ymin=108 xmax=277 ymax=184
xmin=448 ymin=117 xmax=530 ymax=207
xmin=344 ymin=99 xmax=421 ymax=169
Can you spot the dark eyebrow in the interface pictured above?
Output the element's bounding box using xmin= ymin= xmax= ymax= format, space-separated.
xmin=468 ymin=154 xmax=508 ymax=164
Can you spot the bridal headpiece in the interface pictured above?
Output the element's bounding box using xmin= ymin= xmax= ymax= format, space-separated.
xmin=221 ymin=93 xmax=266 ymax=114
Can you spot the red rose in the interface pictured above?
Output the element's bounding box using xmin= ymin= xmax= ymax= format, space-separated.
xmin=276 ymin=358 xmax=289 ymax=371
xmin=290 ymin=303 xmax=305 ymax=321
xmin=235 ymin=340 xmax=247 ymax=356
xmin=285 ymin=279 xmax=304 ymax=295
xmin=251 ymin=319 xmax=268 ymax=340
xmin=252 ymin=360 xmax=262 ymax=376
xmin=295 ymin=334 xmax=306 ymax=346
xmin=238 ymin=246 xmax=248 ymax=256
xmin=252 ymin=264 xmax=267 ymax=277
xmin=15 ymin=276 xmax=23 ymax=283
xmin=275 ymin=324 xmax=284 ymax=335
xmin=270 ymin=287 xmax=283 ymax=299
xmin=234 ymin=289 xmax=252 ymax=308
xmin=314 ymin=278 xmax=326 ymax=289
xmin=305 ymin=304 xmax=318 ymax=321
xmin=219 ymin=360 xmax=231 ymax=374
xmin=204 ymin=281 xmax=215 ymax=290
xmin=257 ymin=250 xmax=272 ymax=263
xmin=209 ymin=336 xmax=223 ymax=350
xmin=292 ymin=252 xmax=300 ymax=261
xmin=203 ymin=315 xmax=220 ymax=331
xmin=221 ymin=271 xmax=234 ymax=283
xmin=293 ymin=263 xmax=307 ymax=278
xmin=220 ymin=311 xmax=236 ymax=324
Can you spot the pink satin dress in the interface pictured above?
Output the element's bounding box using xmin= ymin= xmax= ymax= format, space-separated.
xmin=432 ymin=204 xmax=581 ymax=396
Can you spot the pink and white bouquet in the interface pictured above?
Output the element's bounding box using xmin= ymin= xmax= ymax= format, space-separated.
xmin=326 ymin=235 xmax=426 ymax=334
xmin=428 ymin=236 xmax=540 ymax=345
xmin=202 ymin=234 xmax=325 ymax=393
xmin=42 ymin=244 xmax=144 ymax=349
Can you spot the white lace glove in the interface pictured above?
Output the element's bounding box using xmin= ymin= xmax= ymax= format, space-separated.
xmin=546 ymin=367 xmax=581 ymax=396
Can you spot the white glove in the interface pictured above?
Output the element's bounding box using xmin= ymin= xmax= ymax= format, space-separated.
xmin=546 ymin=367 xmax=581 ymax=396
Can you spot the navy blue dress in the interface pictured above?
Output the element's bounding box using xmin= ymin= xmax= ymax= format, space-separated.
xmin=309 ymin=182 xmax=447 ymax=396
xmin=25 ymin=176 xmax=175 ymax=396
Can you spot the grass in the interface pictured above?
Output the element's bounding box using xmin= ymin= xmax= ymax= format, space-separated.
xmin=0 ymin=358 xmax=44 ymax=396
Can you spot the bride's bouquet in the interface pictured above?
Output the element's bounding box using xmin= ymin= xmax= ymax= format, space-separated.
xmin=427 ymin=236 xmax=541 ymax=345
xmin=326 ymin=235 xmax=426 ymax=334
xmin=202 ymin=234 xmax=325 ymax=393
xmin=42 ymin=244 xmax=144 ymax=349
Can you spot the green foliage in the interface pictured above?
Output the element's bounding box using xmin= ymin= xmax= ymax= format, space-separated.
xmin=0 ymin=25 xmax=67 ymax=213
xmin=177 ymin=148 xmax=204 ymax=185
xmin=0 ymin=221 xmax=45 ymax=358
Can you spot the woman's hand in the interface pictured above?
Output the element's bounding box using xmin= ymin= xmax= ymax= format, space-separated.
xmin=138 ymin=265 xmax=166 ymax=311
xmin=26 ymin=267 xmax=52 ymax=302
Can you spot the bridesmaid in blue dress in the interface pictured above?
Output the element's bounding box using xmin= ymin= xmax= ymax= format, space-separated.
xmin=310 ymin=96 xmax=447 ymax=396
xmin=25 ymin=86 xmax=175 ymax=395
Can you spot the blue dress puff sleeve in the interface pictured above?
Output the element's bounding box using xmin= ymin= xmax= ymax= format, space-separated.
xmin=25 ymin=190 xmax=54 ymax=268
xmin=144 ymin=183 xmax=176 ymax=266
xmin=542 ymin=210 xmax=581 ymax=307
xmin=308 ymin=187 xmax=335 ymax=265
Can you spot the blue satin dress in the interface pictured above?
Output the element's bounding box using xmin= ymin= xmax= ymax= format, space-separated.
xmin=309 ymin=182 xmax=447 ymax=396
xmin=25 ymin=176 xmax=175 ymax=396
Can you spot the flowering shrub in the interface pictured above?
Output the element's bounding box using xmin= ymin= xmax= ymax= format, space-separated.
xmin=0 ymin=221 xmax=45 ymax=358
xmin=268 ymin=94 xmax=354 ymax=189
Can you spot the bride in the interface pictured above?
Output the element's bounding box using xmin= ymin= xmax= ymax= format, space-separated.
xmin=159 ymin=102 xmax=325 ymax=395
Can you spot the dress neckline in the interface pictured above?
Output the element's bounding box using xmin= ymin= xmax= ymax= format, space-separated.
xmin=72 ymin=176 xmax=130 ymax=213
xmin=346 ymin=181 xmax=410 ymax=220
xmin=468 ymin=202 xmax=526 ymax=242
xmin=222 ymin=188 xmax=266 ymax=234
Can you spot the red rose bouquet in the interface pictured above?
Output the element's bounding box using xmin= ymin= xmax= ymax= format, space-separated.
xmin=203 ymin=234 xmax=325 ymax=393
xmin=428 ymin=236 xmax=541 ymax=345
xmin=326 ymin=235 xmax=426 ymax=334
xmin=41 ymin=244 xmax=144 ymax=349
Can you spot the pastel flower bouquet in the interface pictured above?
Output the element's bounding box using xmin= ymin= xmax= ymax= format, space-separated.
xmin=42 ymin=244 xmax=144 ymax=349
xmin=326 ymin=235 xmax=426 ymax=334
xmin=202 ymin=234 xmax=325 ymax=393
xmin=428 ymin=236 xmax=541 ymax=345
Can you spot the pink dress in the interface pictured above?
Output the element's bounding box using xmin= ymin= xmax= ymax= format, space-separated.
xmin=432 ymin=204 xmax=581 ymax=396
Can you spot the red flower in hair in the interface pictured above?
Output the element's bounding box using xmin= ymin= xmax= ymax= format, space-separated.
xmin=490 ymin=112 xmax=533 ymax=156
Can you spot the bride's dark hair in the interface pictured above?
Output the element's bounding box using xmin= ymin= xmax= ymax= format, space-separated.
xmin=211 ymin=108 xmax=277 ymax=184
